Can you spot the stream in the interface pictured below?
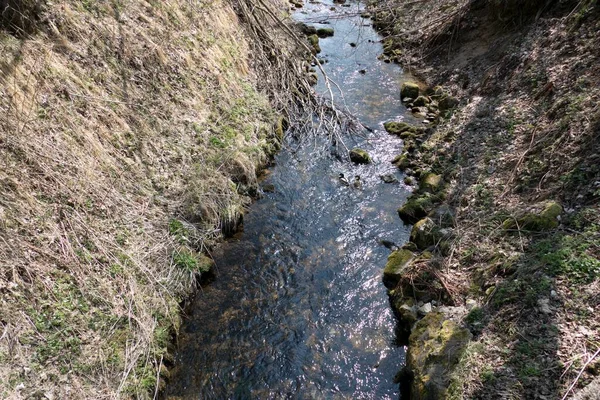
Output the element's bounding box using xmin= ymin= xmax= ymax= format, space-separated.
xmin=166 ymin=0 xmax=417 ymax=398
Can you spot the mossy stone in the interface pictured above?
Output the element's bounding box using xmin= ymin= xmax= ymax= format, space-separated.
xmin=307 ymin=34 xmax=321 ymax=53
xmin=410 ymin=217 xmax=442 ymax=250
xmin=349 ymin=148 xmax=371 ymax=164
xmin=502 ymin=201 xmax=562 ymax=232
xmin=419 ymin=172 xmax=443 ymax=194
xmin=383 ymin=121 xmax=424 ymax=137
xmin=392 ymin=154 xmax=411 ymax=169
xmin=316 ymin=27 xmax=334 ymax=38
xmin=413 ymin=95 xmax=429 ymax=107
xmin=383 ymin=249 xmax=415 ymax=289
xmin=401 ymin=82 xmax=420 ymax=100
xmin=408 ymin=312 xmax=472 ymax=399
xmin=398 ymin=196 xmax=433 ymax=224
xmin=438 ymin=95 xmax=459 ymax=111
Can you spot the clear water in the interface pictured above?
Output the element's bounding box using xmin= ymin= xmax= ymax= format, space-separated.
xmin=166 ymin=1 xmax=418 ymax=398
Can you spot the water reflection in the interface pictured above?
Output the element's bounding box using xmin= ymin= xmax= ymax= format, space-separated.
xmin=167 ymin=0 xmax=417 ymax=398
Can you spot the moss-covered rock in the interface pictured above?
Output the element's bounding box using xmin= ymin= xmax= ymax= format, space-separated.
xmin=349 ymin=148 xmax=371 ymax=164
xmin=307 ymin=34 xmax=321 ymax=53
xmin=398 ymin=196 xmax=434 ymax=224
xmin=407 ymin=312 xmax=472 ymax=399
xmin=413 ymin=95 xmax=429 ymax=107
xmin=392 ymin=154 xmax=411 ymax=169
xmin=502 ymin=201 xmax=562 ymax=231
xmin=438 ymin=95 xmax=459 ymax=111
xmin=316 ymin=27 xmax=334 ymax=38
xmin=395 ymin=298 xmax=418 ymax=327
xmin=300 ymin=23 xmax=317 ymax=35
xmin=419 ymin=172 xmax=443 ymax=194
xmin=401 ymin=82 xmax=420 ymax=100
xmin=410 ymin=217 xmax=442 ymax=250
xmin=383 ymin=121 xmax=424 ymax=137
xmin=383 ymin=248 xmax=415 ymax=289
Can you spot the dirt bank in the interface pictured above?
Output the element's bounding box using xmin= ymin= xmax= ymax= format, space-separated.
xmin=0 ymin=0 xmax=311 ymax=398
xmin=369 ymin=0 xmax=599 ymax=398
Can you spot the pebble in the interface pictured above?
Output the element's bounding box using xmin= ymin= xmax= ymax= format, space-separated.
xmin=550 ymin=290 xmax=558 ymax=298
xmin=538 ymin=298 xmax=552 ymax=314
xmin=466 ymin=299 xmax=477 ymax=310
xmin=418 ymin=302 xmax=433 ymax=315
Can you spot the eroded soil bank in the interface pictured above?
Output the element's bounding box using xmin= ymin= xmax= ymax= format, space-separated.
xmin=365 ymin=0 xmax=600 ymax=398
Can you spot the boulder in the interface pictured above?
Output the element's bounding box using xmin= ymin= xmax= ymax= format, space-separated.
xmin=349 ymin=148 xmax=371 ymax=164
xmin=410 ymin=217 xmax=442 ymax=250
xmin=407 ymin=312 xmax=472 ymax=399
xmin=398 ymin=196 xmax=434 ymax=224
xmin=383 ymin=248 xmax=415 ymax=289
xmin=401 ymin=82 xmax=420 ymax=100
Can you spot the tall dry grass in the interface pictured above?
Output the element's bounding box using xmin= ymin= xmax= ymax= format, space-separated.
xmin=0 ymin=0 xmax=304 ymax=397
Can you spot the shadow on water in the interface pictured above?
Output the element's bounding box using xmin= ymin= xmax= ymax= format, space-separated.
xmin=166 ymin=0 xmax=425 ymax=398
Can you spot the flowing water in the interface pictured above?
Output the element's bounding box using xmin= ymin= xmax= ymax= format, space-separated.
xmin=167 ymin=1 xmax=418 ymax=398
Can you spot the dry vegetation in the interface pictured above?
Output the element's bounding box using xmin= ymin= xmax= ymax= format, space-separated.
xmin=0 ymin=0 xmax=311 ymax=398
xmin=369 ymin=0 xmax=599 ymax=398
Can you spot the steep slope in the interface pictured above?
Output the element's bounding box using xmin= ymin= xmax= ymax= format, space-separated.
xmin=0 ymin=0 xmax=307 ymax=398
xmin=369 ymin=0 xmax=600 ymax=398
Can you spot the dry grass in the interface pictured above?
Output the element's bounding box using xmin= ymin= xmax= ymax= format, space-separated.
xmin=0 ymin=0 xmax=307 ymax=398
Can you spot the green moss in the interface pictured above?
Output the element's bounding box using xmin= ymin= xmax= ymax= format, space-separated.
xmin=383 ymin=249 xmax=415 ymax=289
xmin=383 ymin=121 xmax=422 ymax=136
xmin=316 ymin=27 xmax=334 ymax=38
xmin=410 ymin=217 xmax=442 ymax=250
xmin=413 ymin=95 xmax=429 ymax=107
xmin=392 ymin=154 xmax=411 ymax=169
xmin=502 ymin=201 xmax=562 ymax=232
xmin=401 ymin=81 xmax=420 ymax=99
xmin=398 ymin=195 xmax=434 ymax=224
xmin=349 ymin=148 xmax=371 ymax=164
xmin=408 ymin=312 xmax=472 ymax=399
xmin=307 ymin=34 xmax=321 ymax=53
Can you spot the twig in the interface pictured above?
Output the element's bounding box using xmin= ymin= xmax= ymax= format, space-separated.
xmin=561 ymin=347 xmax=600 ymax=400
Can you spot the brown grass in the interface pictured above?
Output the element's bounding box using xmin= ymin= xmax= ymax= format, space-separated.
xmin=0 ymin=0 xmax=307 ymax=398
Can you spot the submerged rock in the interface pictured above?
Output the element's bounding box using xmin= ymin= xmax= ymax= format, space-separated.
xmin=383 ymin=248 xmax=415 ymax=289
xmin=401 ymin=82 xmax=420 ymax=100
xmin=349 ymin=148 xmax=371 ymax=164
xmin=380 ymin=174 xmax=399 ymax=183
xmin=407 ymin=312 xmax=472 ymax=399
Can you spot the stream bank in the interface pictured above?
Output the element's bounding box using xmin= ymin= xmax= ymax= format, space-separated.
xmin=366 ymin=0 xmax=600 ymax=398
